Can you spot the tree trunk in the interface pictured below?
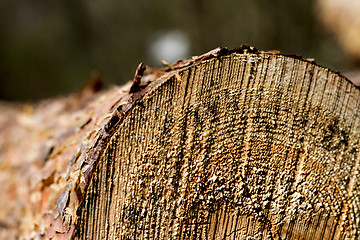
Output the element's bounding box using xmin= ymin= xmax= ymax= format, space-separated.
xmin=0 ymin=46 xmax=359 ymax=239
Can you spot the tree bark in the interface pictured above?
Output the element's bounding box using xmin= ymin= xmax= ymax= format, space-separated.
xmin=0 ymin=46 xmax=359 ymax=239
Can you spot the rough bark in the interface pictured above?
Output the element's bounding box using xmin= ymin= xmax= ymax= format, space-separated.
xmin=0 ymin=46 xmax=359 ymax=239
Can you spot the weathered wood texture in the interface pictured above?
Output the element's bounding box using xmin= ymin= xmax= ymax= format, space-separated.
xmin=0 ymin=47 xmax=360 ymax=239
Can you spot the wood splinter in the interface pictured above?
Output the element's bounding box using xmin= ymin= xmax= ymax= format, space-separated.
xmin=129 ymin=62 xmax=147 ymax=93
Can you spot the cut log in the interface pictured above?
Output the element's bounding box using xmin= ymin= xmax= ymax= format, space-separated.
xmin=0 ymin=46 xmax=359 ymax=239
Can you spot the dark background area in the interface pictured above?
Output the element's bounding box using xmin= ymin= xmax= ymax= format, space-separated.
xmin=0 ymin=0 xmax=353 ymax=101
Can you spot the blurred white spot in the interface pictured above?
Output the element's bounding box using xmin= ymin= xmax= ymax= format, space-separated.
xmin=209 ymin=174 xmax=217 ymax=182
xmin=148 ymin=30 xmax=190 ymax=64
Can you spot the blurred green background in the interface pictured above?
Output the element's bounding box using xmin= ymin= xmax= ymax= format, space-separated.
xmin=0 ymin=0 xmax=353 ymax=101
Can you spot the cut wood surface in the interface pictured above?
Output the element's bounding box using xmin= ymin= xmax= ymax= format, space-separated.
xmin=0 ymin=46 xmax=360 ymax=239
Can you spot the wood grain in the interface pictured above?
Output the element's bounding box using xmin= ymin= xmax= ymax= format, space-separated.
xmin=73 ymin=52 xmax=360 ymax=239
